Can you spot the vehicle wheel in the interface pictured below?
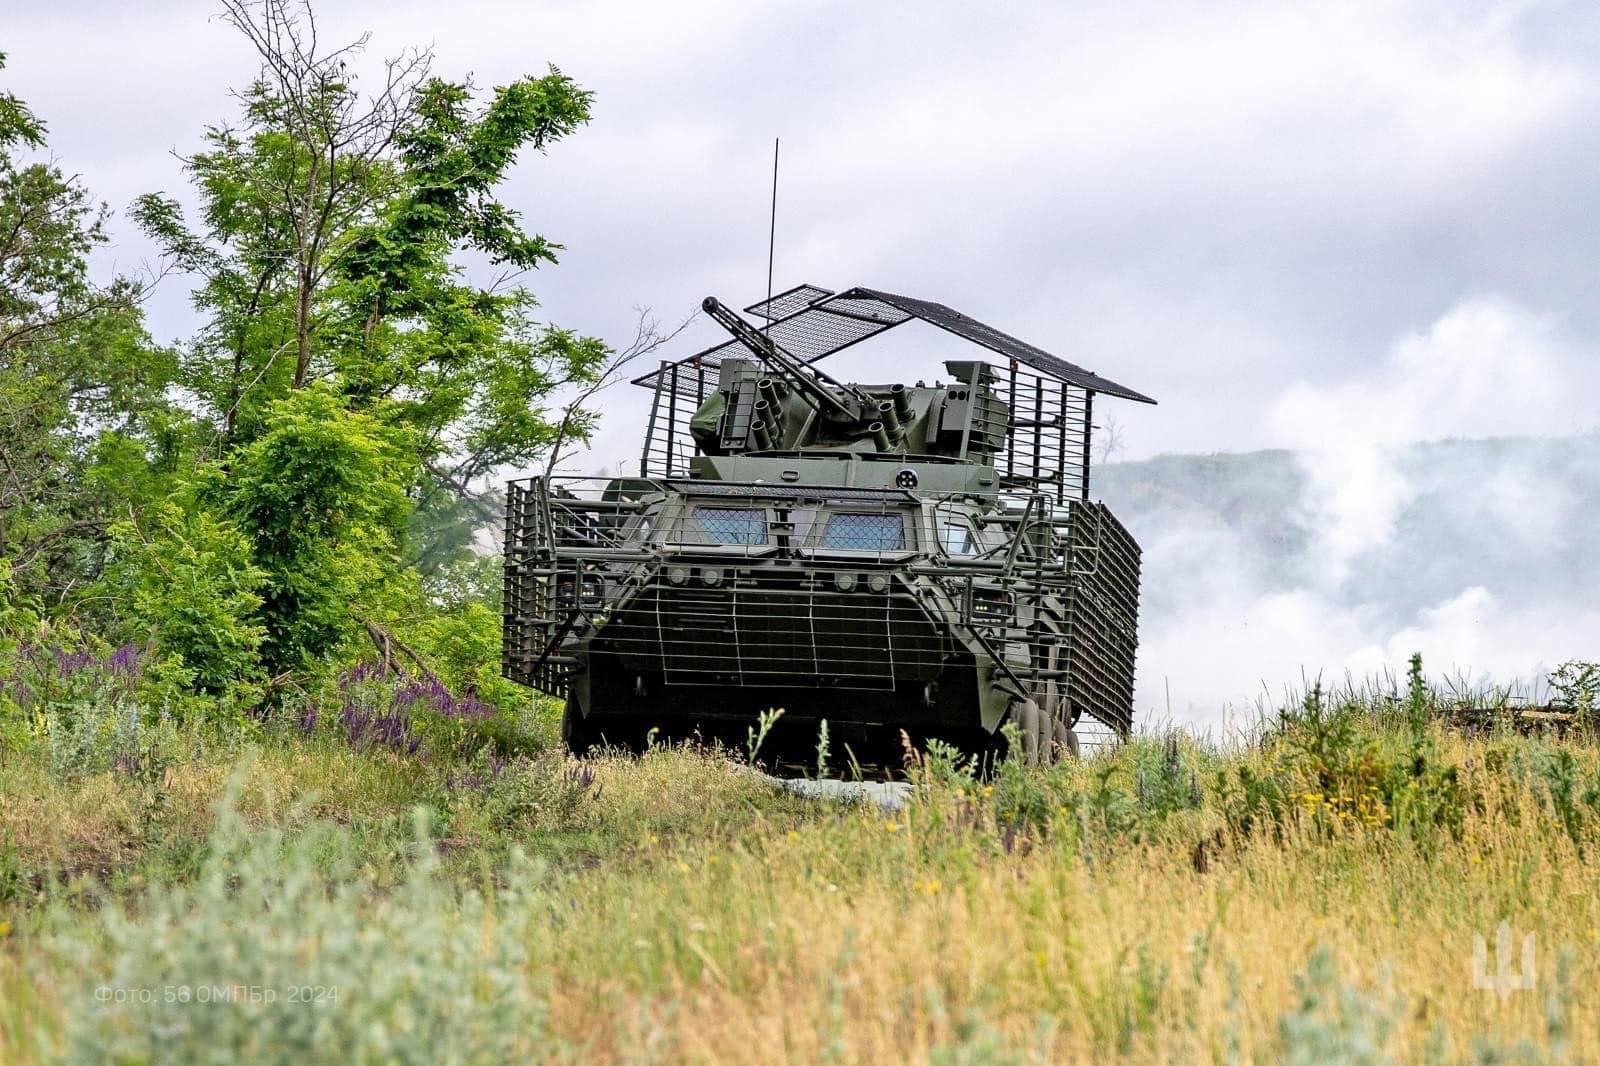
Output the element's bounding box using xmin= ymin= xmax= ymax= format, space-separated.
xmin=561 ymin=700 xmax=597 ymax=756
xmin=1013 ymin=698 xmax=1042 ymax=767
xmin=1034 ymin=640 xmax=1068 ymax=765
xmin=1052 ymin=718 xmax=1079 ymax=761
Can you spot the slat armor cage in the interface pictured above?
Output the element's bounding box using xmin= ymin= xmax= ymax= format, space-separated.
xmin=502 ymin=480 xmax=1142 ymax=735
xmin=504 ymin=282 xmax=1154 ymax=745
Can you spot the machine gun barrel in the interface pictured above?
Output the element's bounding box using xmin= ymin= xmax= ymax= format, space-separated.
xmin=701 ymin=297 xmax=872 ymax=420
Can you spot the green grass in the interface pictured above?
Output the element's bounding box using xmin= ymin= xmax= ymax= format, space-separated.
xmin=2 ymin=679 xmax=1600 ymax=1062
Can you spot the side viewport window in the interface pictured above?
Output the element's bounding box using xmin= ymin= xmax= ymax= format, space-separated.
xmin=939 ymin=520 xmax=979 ymax=557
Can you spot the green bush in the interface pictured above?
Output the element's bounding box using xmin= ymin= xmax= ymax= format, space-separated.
xmin=1550 ymin=661 xmax=1600 ymax=727
xmin=1276 ymin=946 xmax=1402 ymax=1066
xmin=0 ymin=560 xmax=41 ymax=646
xmin=226 ymin=389 xmax=414 ymax=677
xmin=108 ymin=503 xmax=266 ymax=699
xmin=1274 ymin=943 xmax=1577 ymax=1066
xmin=1220 ymin=680 xmax=1464 ymax=845
xmin=52 ymin=791 xmax=554 ymax=1063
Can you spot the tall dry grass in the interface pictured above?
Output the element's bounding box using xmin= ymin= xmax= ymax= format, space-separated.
xmin=0 ymin=694 xmax=1596 ymax=1062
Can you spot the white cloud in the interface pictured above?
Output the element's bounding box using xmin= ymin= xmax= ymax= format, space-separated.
xmin=1264 ymin=296 xmax=1596 ymax=583
xmin=9 ymin=1 xmax=1599 ymax=465
xmin=1135 ymin=293 xmax=1600 ymax=727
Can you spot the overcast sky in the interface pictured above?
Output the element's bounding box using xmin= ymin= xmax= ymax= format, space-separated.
xmin=10 ymin=0 xmax=1600 ymax=468
xmin=9 ymin=0 xmax=1600 ymax=718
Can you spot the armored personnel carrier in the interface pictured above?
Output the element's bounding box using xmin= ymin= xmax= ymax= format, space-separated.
xmin=502 ymin=284 xmax=1154 ymax=765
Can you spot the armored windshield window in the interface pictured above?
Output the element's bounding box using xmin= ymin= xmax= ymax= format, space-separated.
xmin=821 ymin=513 xmax=905 ymax=551
xmin=690 ymin=506 xmax=768 ymax=545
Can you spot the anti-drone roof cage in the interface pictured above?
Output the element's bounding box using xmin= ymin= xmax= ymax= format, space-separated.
xmin=632 ymin=284 xmax=1155 ymax=500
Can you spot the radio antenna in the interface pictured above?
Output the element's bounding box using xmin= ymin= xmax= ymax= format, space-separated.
xmin=764 ymin=137 xmax=778 ymax=334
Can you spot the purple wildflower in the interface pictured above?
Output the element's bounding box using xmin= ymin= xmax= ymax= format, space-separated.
xmin=341 ymin=703 xmax=375 ymax=745
xmin=52 ymin=646 xmax=95 ymax=674
xmin=339 ymin=661 xmax=388 ymax=691
xmin=562 ymin=762 xmax=602 ymax=801
xmin=446 ymin=770 xmax=488 ymax=794
xmin=106 ymin=644 xmax=143 ymax=676
xmin=454 ymin=695 xmax=496 ymax=720
xmin=999 ymin=824 xmax=1019 ymax=854
xmin=445 ymin=753 xmax=512 ymax=796
xmin=339 ymin=700 xmax=420 ymax=755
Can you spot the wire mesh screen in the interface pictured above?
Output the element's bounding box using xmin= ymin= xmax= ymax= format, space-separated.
xmin=1060 ymin=501 xmax=1142 ymax=734
xmin=639 ymin=360 xmax=709 ymax=478
xmin=602 ymin=569 xmax=949 ymax=690
xmin=503 ymin=477 xmax=1141 ymax=743
xmin=851 ymin=288 xmax=1153 ymax=402
xmin=689 ymin=507 xmax=769 ymax=546
xmin=633 ymin=285 xmax=1154 ymax=404
xmin=745 ymin=283 xmax=836 ymax=321
xmin=1000 ymin=368 xmax=1091 ymax=502
xmin=636 ymin=346 xmax=1095 ymax=502
xmin=633 ymin=298 xmax=909 ymax=395
xmin=819 ymin=513 xmax=906 ymax=551
xmin=501 ymin=479 xmax=563 ymax=693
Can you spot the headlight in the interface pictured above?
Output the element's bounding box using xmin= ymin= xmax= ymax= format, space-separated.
xmin=969 ymin=588 xmax=1013 ymax=623
xmin=555 ymin=573 xmax=604 ymax=608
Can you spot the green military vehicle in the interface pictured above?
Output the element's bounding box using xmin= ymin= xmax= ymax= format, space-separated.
xmin=502 ymin=284 xmax=1154 ymax=765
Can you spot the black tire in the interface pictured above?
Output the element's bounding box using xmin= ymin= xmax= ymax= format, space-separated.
xmin=561 ymin=700 xmax=598 ymax=756
xmin=1052 ymin=718 xmax=1080 ymax=761
xmin=1012 ymin=698 xmax=1045 ymax=767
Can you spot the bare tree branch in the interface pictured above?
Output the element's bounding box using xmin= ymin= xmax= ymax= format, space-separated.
xmin=214 ymin=0 xmax=434 ymax=389
xmin=543 ymin=308 xmax=693 ymax=478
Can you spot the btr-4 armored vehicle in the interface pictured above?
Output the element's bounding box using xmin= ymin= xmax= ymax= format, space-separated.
xmin=503 ymin=284 xmax=1154 ymax=765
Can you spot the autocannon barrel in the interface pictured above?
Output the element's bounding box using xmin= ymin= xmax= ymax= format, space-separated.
xmin=700 ymin=296 xmax=870 ymax=420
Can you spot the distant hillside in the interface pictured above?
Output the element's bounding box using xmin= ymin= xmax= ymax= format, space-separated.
xmin=1087 ymin=434 xmax=1600 ymax=722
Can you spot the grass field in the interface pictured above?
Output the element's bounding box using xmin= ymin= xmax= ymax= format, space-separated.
xmin=0 ymin=659 xmax=1597 ymax=1063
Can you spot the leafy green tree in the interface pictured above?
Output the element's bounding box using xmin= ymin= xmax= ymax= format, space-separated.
xmin=0 ymin=52 xmax=177 ymax=609
xmin=117 ymin=0 xmax=611 ymax=684
xmin=110 ymin=504 xmax=267 ymax=696
xmin=225 ymin=388 xmax=412 ymax=675
xmin=3 ymin=2 xmax=619 ymax=705
xmin=132 ymin=1 xmax=607 ymax=559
